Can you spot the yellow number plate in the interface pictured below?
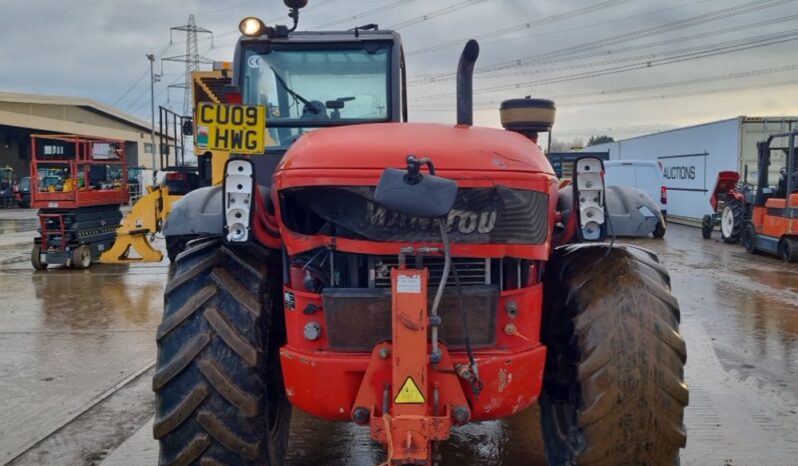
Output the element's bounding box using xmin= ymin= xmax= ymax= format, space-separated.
xmin=196 ymin=103 xmax=266 ymax=154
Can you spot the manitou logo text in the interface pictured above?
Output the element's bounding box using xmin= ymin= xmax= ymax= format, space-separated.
xmin=366 ymin=202 xmax=497 ymax=234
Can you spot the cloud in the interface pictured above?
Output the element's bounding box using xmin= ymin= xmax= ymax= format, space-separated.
xmin=0 ymin=0 xmax=796 ymax=140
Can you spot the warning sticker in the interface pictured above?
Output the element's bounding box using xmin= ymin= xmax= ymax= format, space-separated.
xmin=395 ymin=377 xmax=425 ymax=404
xmin=396 ymin=275 xmax=421 ymax=294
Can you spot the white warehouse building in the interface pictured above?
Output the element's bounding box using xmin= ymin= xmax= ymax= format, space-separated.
xmin=589 ymin=116 xmax=798 ymax=223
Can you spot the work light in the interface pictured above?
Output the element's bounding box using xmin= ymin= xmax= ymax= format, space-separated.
xmin=239 ymin=17 xmax=267 ymax=37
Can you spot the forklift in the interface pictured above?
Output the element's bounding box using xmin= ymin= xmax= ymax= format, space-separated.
xmin=742 ymin=130 xmax=798 ymax=262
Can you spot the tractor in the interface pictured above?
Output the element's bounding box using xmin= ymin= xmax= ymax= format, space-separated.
xmin=153 ymin=2 xmax=688 ymax=465
xmin=701 ymin=170 xmax=753 ymax=242
xmin=742 ymin=131 xmax=798 ymax=262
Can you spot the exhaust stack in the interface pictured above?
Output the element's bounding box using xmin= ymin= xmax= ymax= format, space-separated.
xmin=456 ymin=40 xmax=480 ymax=126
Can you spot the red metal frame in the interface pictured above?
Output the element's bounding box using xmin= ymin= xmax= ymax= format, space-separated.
xmin=38 ymin=213 xmax=65 ymax=251
xmin=30 ymin=134 xmax=129 ymax=209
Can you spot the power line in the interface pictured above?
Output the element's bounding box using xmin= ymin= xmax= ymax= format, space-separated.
xmin=415 ymin=62 xmax=798 ymax=110
xmin=315 ymin=0 xmax=417 ymax=29
xmin=412 ymin=78 xmax=798 ymax=116
xmin=409 ymin=13 xmax=798 ymax=86
xmin=557 ymin=76 xmax=798 ymax=108
xmin=461 ymin=0 xmax=719 ymax=52
xmin=387 ymin=0 xmax=489 ymax=29
xmin=414 ymin=29 xmax=798 ymax=100
xmin=195 ymin=0 xmax=260 ymax=17
xmin=408 ymin=0 xmax=641 ymax=56
xmin=412 ymin=0 xmax=797 ymax=83
xmin=111 ymin=43 xmax=172 ymax=107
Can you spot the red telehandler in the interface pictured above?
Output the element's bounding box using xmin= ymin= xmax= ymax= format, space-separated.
xmin=153 ymin=2 xmax=688 ymax=465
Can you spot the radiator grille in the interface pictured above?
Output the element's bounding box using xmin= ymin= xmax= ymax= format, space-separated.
xmin=322 ymin=286 xmax=498 ymax=352
xmin=372 ymin=256 xmax=490 ymax=288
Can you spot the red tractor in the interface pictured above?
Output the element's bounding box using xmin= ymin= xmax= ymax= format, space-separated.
xmin=701 ymin=171 xmax=753 ymax=242
xmin=154 ymin=3 xmax=687 ymax=465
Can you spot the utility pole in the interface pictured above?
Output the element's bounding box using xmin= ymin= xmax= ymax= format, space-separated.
xmin=146 ymin=53 xmax=158 ymax=185
xmin=163 ymin=15 xmax=213 ymax=164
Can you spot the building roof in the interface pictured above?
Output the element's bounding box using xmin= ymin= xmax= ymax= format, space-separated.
xmin=0 ymin=91 xmax=155 ymax=134
xmin=606 ymin=115 xmax=798 ymax=144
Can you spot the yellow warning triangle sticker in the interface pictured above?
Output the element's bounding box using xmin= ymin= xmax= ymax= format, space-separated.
xmin=395 ymin=377 xmax=426 ymax=404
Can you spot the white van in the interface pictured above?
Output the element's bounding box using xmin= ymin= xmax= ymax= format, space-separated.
xmin=603 ymin=160 xmax=667 ymax=217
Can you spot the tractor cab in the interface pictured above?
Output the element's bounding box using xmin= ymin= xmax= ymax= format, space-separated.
xmin=742 ymin=130 xmax=798 ymax=261
xmin=231 ymin=16 xmax=406 ymax=191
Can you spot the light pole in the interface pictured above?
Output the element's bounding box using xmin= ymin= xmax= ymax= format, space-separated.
xmin=146 ymin=54 xmax=158 ymax=185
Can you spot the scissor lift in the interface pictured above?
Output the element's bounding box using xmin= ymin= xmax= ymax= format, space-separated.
xmin=30 ymin=134 xmax=128 ymax=270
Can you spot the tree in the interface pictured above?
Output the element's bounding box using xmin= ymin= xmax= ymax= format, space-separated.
xmin=587 ymin=135 xmax=614 ymax=146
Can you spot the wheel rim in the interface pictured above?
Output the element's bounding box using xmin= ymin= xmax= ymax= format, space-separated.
xmin=78 ymin=246 xmax=91 ymax=268
xmin=721 ymin=206 xmax=735 ymax=237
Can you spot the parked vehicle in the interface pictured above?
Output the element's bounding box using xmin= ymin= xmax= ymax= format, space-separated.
xmin=742 ymin=131 xmax=798 ymax=262
xmin=604 ymin=160 xmax=667 ymax=215
xmin=701 ymin=171 xmax=753 ymax=242
xmin=18 ymin=176 xmax=31 ymax=208
xmin=589 ymin=117 xmax=798 ymax=223
xmin=151 ymin=3 xmax=688 ymax=465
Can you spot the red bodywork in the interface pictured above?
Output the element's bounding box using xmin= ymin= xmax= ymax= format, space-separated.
xmin=258 ymin=123 xmax=557 ymax=462
xmin=709 ymin=170 xmax=743 ymax=211
xmin=30 ymin=134 xmax=128 ymax=209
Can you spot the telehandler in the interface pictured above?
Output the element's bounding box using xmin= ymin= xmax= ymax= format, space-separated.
xmin=153 ymin=2 xmax=688 ymax=465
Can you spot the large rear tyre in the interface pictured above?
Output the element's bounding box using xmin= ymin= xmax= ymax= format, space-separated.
xmin=701 ymin=214 xmax=713 ymax=239
xmin=31 ymin=245 xmax=47 ymax=270
xmin=154 ymin=238 xmax=291 ymax=466
xmin=166 ymin=234 xmax=199 ymax=263
xmin=720 ymin=199 xmax=744 ymax=244
xmin=540 ymin=244 xmax=688 ymax=466
xmin=779 ymin=237 xmax=798 ymax=263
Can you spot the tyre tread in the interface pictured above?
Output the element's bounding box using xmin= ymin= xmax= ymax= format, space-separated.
xmin=541 ymin=244 xmax=688 ymax=466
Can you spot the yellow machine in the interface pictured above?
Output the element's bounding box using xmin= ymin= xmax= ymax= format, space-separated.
xmin=99 ymin=185 xmax=178 ymax=263
xmin=193 ymin=64 xmax=235 ymax=185
xmin=100 ymin=66 xmax=233 ymax=264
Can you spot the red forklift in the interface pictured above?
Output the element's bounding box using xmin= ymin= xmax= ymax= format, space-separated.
xmin=30 ymin=134 xmax=128 ymax=269
xmin=742 ymin=131 xmax=798 ymax=262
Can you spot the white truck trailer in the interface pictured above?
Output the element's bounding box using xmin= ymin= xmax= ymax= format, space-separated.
xmin=589 ymin=116 xmax=798 ymax=223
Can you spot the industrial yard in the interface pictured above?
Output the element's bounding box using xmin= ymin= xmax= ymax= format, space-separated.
xmin=0 ymin=210 xmax=796 ymax=465
xmin=2 ymin=0 xmax=798 ymax=465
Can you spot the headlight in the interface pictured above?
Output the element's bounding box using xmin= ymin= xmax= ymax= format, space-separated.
xmin=239 ymin=17 xmax=267 ymax=37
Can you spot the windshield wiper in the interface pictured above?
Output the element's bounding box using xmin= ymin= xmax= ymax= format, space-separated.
xmin=270 ymin=66 xmax=312 ymax=108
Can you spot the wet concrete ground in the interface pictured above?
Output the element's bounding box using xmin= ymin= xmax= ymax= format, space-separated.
xmin=0 ymin=209 xmax=796 ymax=465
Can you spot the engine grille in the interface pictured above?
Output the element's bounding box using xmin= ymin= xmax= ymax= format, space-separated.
xmin=371 ymin=256 xmax=490 ymax=288
xmin=322 ymin=286 xmax=498 ymax=352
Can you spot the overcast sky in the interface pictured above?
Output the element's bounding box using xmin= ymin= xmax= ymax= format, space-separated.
xmin=1 ymin=0 xmax=796 ymax=144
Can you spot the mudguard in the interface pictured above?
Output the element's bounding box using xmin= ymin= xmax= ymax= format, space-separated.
xmin=605 ymin=185 xmax=663 ymax=237
xmin=162 ymin=185 xmax=224 ymax=237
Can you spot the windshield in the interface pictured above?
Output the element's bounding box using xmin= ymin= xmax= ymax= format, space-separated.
xmin=242 ymin=44 xmax=391 ymax=148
